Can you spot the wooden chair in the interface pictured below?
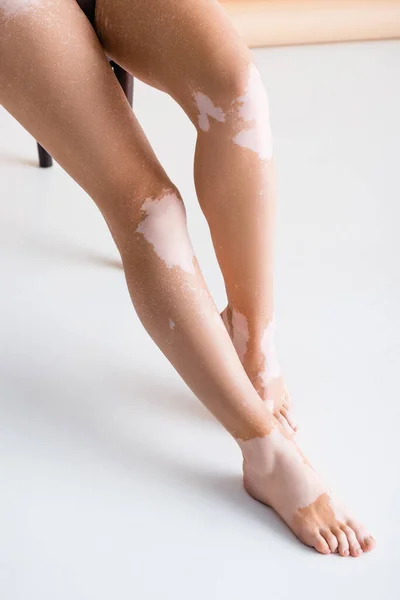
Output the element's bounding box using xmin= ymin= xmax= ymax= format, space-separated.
xmin=37 ymin=61 xmax=134 ymax=168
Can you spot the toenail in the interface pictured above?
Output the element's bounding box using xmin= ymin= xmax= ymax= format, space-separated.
xmin=365 ymin=536 xmax=374 ymax=546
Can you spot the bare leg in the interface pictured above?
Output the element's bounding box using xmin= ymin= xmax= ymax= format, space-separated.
xmin=93 ymin=0 xmax=376 ymax=556
xmin=94 ymin=0 xmax=294 ymax=433
xmin=0 ymin=0 xmax=272 ymax=442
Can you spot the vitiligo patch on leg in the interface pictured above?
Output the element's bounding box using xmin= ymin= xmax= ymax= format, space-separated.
xmin=136 ymin=191 xmax=196 ymax=275
xmin=193 ymin=92 xmax=225 ymax=132
xmin=222 ymin=307 xmax=294 ymax=431
xmin=231 ymin=309 xmax=249 ymax=362
xmin=0 ymin=0 xmax=41 ymax=19
xmin=260 ymin=318 xmax=281 ymax=385
xmin=232 ymin=64 xmax=273 ymax=160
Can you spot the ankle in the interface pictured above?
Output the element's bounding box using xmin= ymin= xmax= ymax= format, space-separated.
xmin=236 ymin=431 xmax=278 ymax=475
xmin=223 ymin=304 xmax=275 ymax=344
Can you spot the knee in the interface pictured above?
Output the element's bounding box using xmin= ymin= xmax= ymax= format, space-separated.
xmin=192 ymin=58 xmax=248 ymax=125
xmin=210 ymin=57 xmax=252 ymax=98
xmin=114 ymin=185 xmax=196 ymax=276
xmin=192 ymin=61 xmax=273 ymax=160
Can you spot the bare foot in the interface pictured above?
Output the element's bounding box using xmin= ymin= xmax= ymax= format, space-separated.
xmin=238 ymin=425 xmax=376 ymax=556
xmin=221 ymin=306 xmax=297 ymax=434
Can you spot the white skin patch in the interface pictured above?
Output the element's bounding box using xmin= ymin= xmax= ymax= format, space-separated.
xmin=239 ymin=428 xmax=327 ymax=515
xmin=264 ymin=398 xmax=275 ymax=413
xmin=169 ymin=319 xmax=176 ymax=330
xmin=193 ymin=92 xmax=225 ymax=132
xmin=232 ymin=64 xmax=273 ymax=160
xmin=231 ymin=309 xmax=249 ymax=363
xmin=260 ymin=318 xmax=281 ymax=386
xmin=0 ymin=0 xmax=40 ymax=18
xmin=136 ymin=192 xmax=196 ymax=275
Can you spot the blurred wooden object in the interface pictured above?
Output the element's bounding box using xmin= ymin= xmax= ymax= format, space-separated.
xmin=221 ymin=0 xmax=400 ymax=47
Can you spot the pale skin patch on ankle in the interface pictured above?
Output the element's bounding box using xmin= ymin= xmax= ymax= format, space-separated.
xmin=135 ymin=191 xmax=196 ymax=275
xmin=264 ymin=398 xmax=274 ymax=413
xmin=193 ymin=92 xmax=225 ymax=132
xmin=260 ymin=318 xmax=281 ymax=386
xmin=169 ymin=319 xmax=175 ymax=330
xmin=232 ymin=64 xmax=273 ymax=161
xmin=231 ymin=309 xmax=249 ymax=362
xmin=239 ymin=429 xmax=326 ymax=513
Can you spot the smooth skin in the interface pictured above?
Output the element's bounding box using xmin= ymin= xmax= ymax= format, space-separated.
xmin=0 ymin=0 xmax=375 ymax=555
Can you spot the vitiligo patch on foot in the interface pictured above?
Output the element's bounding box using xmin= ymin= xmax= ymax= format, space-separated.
xmin=240 ymin=430 xmax=330 ymax=524
xmin=240 ymin=429 xmax=374 ymax=556
xmin=136 ymin=192 xmax=196 ymax=275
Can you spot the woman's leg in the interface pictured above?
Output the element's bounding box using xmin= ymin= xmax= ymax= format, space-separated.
xmin=94 ymin=0 xmax=295 ymax=433
xmin=93 ymin=0 xmax=375 ymax=556
xmin=0 ymin=0 xmax=273 ymax=441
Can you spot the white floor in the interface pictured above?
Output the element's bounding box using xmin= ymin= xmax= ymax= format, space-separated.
xmin=1 ymin=40 xmax=399 ymax=599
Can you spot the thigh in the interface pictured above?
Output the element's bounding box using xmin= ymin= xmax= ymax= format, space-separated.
xmin=94 ymin=0 xmax=252 ymax=120
xmin=0 ymin=0 xmax=169 ymax=225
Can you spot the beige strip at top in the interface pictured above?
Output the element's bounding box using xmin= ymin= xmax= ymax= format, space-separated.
xmin=220 ymin=0 xmax=400 ymax=47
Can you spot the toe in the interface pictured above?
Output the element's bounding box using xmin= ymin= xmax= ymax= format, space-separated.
xmin=321 ymin=529 xmax=338 ymax=554
xmin=362 ymin=535 xmax=376 ymax=553
xmin=347 ymin=519 xmax=376 ymax=553
xmin=341 ymin=524 xmax=363 ymax=557
xmin=314 ymin=534 xmax=331 ymax=555
xmin=333 ymin=527 xmax=350 ymax=557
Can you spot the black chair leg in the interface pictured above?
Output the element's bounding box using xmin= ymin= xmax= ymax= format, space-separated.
xmin=37 ymin=142 xmax=53 ymax=168
xmin=112 ymin=62 xmax=134 ymax=107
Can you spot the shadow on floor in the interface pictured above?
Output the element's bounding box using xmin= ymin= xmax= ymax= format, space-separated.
xmin=0 ymin=355 xmax=300 ymax=552
xmin=0 ymin=152 xmax=38 ymax=168
xmin=0 ymin=225 xmax=122 ymax=270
